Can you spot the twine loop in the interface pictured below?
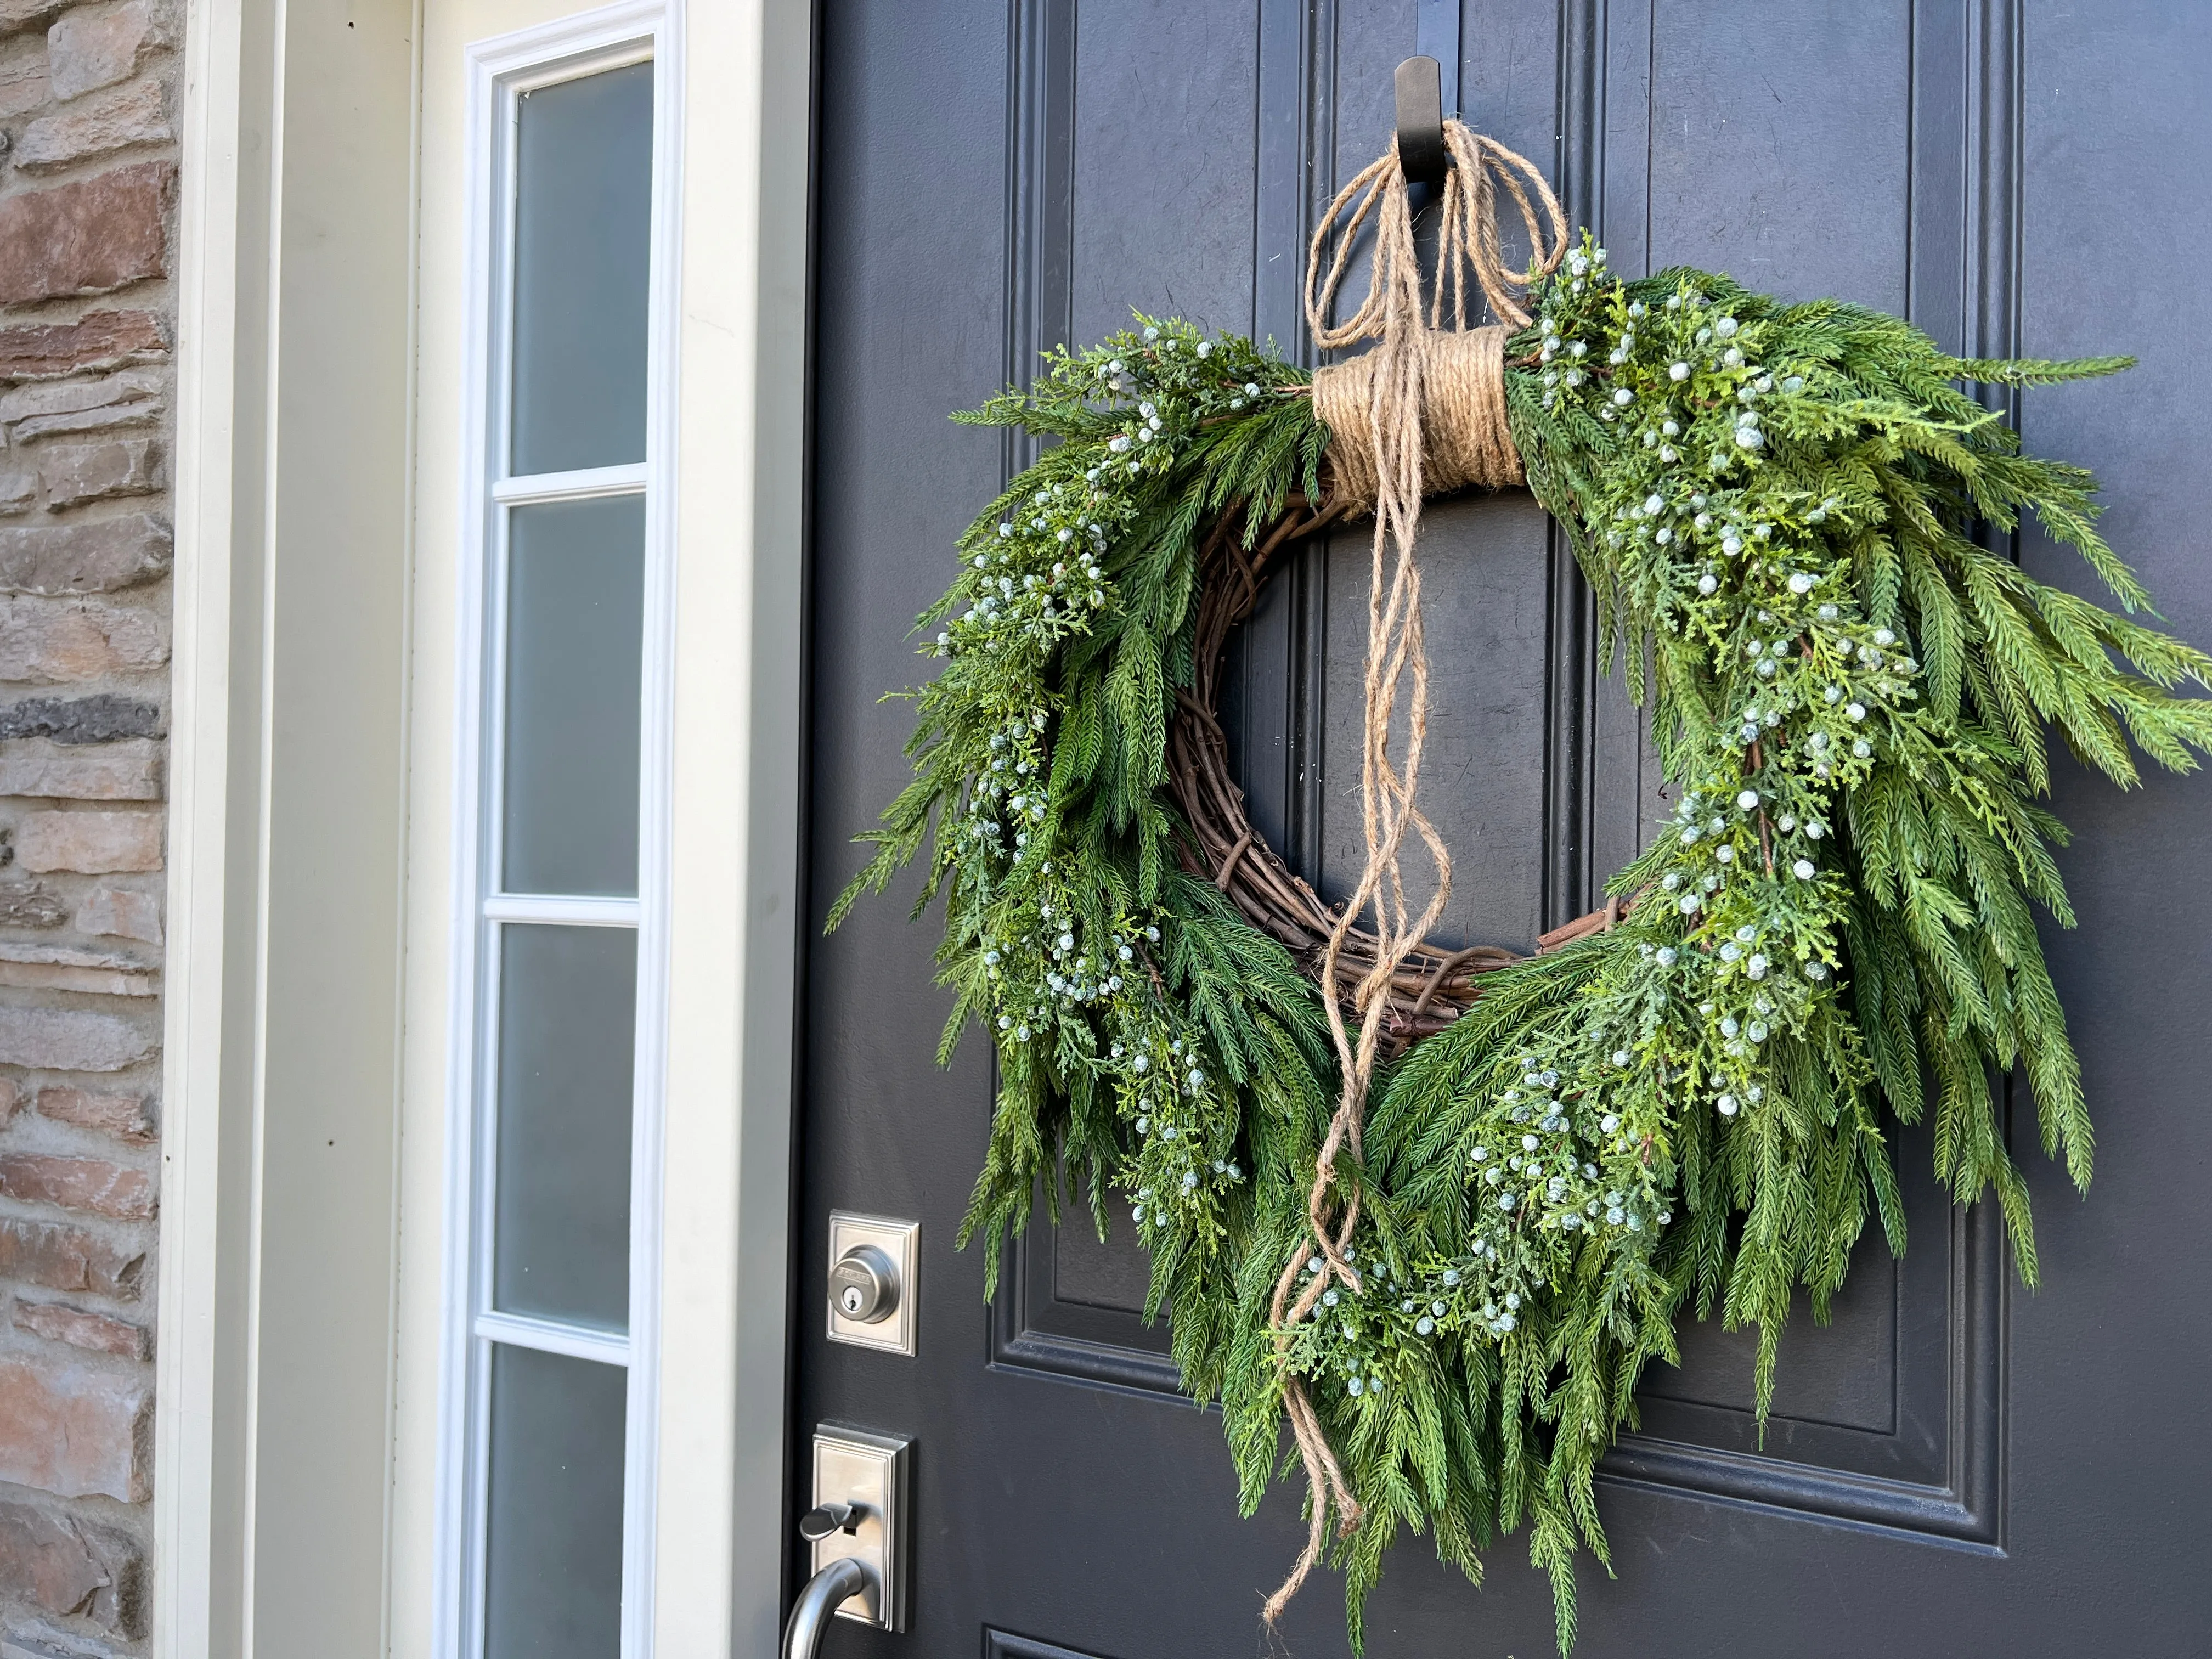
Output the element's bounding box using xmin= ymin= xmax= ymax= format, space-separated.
xmin=1261 ymin=119 xmax=1566 ymax=1626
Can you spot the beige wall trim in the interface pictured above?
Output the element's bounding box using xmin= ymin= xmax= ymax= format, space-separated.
xmin=162 ymin=0 xmax=811 ymax=1653
xmin=159 ymin=0 xmax=259 ymax=1650
xmin=160 ymin=0 xmax=422 ymax=1653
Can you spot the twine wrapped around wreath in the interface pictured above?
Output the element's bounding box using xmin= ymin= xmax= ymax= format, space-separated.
xmin=1255 ymin=119 xmax=1571 ymax=1623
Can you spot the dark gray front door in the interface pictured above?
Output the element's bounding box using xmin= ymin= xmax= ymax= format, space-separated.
xmin=802 ymin=3 xmax=2212 ymax=1654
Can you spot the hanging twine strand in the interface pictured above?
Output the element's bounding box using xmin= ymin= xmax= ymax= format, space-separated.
xmin=1262 ymin=119 xmax=1565 ymax=1626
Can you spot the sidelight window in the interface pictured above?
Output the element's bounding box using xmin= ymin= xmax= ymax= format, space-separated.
xmin=443 ymin=23 xmax=671 ymax=1659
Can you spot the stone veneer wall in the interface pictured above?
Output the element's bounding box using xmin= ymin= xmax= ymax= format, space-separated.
xmin=0 ymin=0 xmax=176 ymax=1651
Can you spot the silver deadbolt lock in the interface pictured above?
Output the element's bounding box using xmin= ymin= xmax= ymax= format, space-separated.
xmin=827 ymin=1212 xmax=919 ymax=1355
xmin=830 ymin=1244 xmax=898 ymax=1323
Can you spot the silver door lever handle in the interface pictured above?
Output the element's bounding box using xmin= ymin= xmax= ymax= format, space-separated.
xmin=797 ymin=1502 xmax=857 ymax=1541
xmin=781 ymin=1556 xmax=870 ymax=1659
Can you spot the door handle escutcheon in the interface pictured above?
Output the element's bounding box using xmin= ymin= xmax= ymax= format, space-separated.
xmin=799 ymin=1425 xmax=911 ymax=1634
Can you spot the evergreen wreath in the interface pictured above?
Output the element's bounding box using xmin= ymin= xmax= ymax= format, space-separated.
xmin=830 ymin=121 xmax=2212 ymax=1652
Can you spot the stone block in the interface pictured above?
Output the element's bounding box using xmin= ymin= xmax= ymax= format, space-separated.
xmin=37 ymin=438 xmax=160 ymax=510
xmin=0 ymin=312 xmax=166 ymax=382
xmin=13 ymin=403 xmax=161 ymax=443
xmin=0 ymin=1217 xmax=142 ymax=1297
xmin=0 ymin=368 xmax=162 ymax=419
xmin=0 ymin=1075 xmax=18 ymax=1120
xmin=0 ymin=366 xmax=162 ymax=442
xmin=0 ymin=1154 xmax=155 ymax=1219
xmin=0 ymin=161 xmax=170 ymax=306
xmin=0 ymin=1357 xmax=150 ymax=1501
xmin=0 ymin=740 xmax=162 ymax=800
xmin=0 ymin=943 xmax=154 ymax=997
xmin=15 ymin=77 xmax=169 ymax=172
xmin=0 ymin=1006 xmax=155 ymax=1070
xmin=0 ymin=961 xmax=143 ymax=997
xmin=0 ymin=695 xmax=161 ymax=744
xmin=13 ymin=1300 xmax=150 ymax=1361
xmin=4 ymin=1633 xmax=127 ymax=1659
xmin=47 ymin=0 xmax=162 ymax=101
xmin=33 ymin=1085 xmax=151 ymax=1141
xmin=0 ymin=465 xmax=33 ymax=513
xmin=0 ymin=0 xmax=66 ymax=35
xmin=0 ymin=1498 xmax=144 ymax=1635
xmin=16 ymin=811 xmax=161 ymax=871
xmin=1 ymin=947 xmax=139 ymax=972
xmin=1 ymin=1635 xmax=92 ymax=1659
xmin=0 ymin=881 xmax=67 ymax=928
xmin=0 ymin=515 xmax=168 ymax=595
xmin=71 ymin=886 xmax=156 ymax=943
xmin=0 ymin=597 xmax=168 ymax=680
xmin=0 ymin=45 xmax=48 ymax=119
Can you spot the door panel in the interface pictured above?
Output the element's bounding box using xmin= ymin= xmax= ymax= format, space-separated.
xmin=805 ymin=2 xmax=2212 ymax=1654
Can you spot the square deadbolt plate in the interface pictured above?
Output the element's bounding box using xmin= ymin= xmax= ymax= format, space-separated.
xmin=827 ymin=1211 xmax=919 ymax=1356
xmin=811 ymin=1424 xmax=911 ymax=1631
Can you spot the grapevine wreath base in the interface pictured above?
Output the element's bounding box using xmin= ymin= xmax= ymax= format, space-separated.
xmin=833 ymin=121 xmax=2212 ymax=1652
xmin=1168 ymin=487 xmax=1631 ymax=1045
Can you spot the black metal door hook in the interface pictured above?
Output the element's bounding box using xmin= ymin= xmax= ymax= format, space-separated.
xmin=1394 ymin=55 xmax=1448 ymax=185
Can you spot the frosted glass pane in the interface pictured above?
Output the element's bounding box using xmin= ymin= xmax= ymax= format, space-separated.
xmin=484 ymin=1345 xmax=625 ymax=1659
xmin=510 ymin=60 xmax=652 ymax=475
xmin=501 ymin=495 xmax=643 ymax=897
xmin=494 ymin=924 xmax=635 ymax=1329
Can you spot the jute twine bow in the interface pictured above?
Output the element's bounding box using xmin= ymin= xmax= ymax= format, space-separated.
xmin=1261 ymin=120 xmax=1566 ymax=1624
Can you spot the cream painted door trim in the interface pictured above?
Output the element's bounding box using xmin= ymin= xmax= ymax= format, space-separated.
xmin=659 ymin=0 xmax=815 ymax=1649
xmin=159 ymin=0 xmax=812 ymax=1653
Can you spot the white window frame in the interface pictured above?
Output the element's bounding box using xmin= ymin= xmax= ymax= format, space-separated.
xmin=438 ymin=8 xmax=681 ymax=1658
